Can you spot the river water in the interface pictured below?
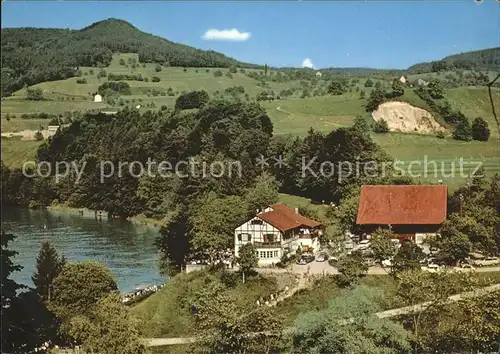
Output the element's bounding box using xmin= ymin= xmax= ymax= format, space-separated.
xmin=2 ymin=208 xmax=166 ymax=293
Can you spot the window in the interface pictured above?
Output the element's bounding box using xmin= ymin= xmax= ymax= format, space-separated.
xmin=238 ymin=233 xmax=251 ymax=242
xmin=251 ymin=219 xmax=263 ymax=225
xmin=258 ymin=250 xmax=280 ymax=259
xmin=264 ymin=234 xmax=275 ymax=242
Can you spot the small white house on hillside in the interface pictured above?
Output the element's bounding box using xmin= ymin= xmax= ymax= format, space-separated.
xmin=234 ymin=204 xmax=323 ymax=266
xmin=399 ymin=75 xmax=408 ymax=84
xmin=93 ymin=94 xmax=102 ymax=103
xmin=315 ymin=71 xmax=322 ymax=78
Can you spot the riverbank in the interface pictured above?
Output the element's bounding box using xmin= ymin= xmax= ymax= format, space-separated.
xmin=47 ymin=204 xmax=164 ymax=228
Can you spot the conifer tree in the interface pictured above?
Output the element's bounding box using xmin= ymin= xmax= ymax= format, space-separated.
xmin=32 ymin=242 xmax=66 ymax=301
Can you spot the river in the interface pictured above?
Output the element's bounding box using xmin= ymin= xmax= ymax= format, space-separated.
xmin=2 ymin=208 xmax=166 ymax=293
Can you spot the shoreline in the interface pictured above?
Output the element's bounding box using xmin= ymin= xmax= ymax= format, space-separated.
xmin=47 ymin=204 xmax=164 ymax=228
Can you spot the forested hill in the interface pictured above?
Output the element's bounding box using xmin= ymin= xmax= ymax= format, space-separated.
xmin=408 ymin=47 xmax=500 ymax=73
xmin=1 ymin=18 xmax=260 ymax=96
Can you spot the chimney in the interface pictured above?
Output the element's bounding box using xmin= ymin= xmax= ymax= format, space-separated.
xmin=294 ymin=207 xmax=299 ymax=215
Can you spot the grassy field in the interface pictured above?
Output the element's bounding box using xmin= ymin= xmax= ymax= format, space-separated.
xmin=2 ymin=53 xmax=498 ymax=189
xmin=261 ymin=94 xmax=363 ymax=135
xmin=1 ymin=137 xmax=42 ymax=167
xmin=2 ymin=118 xmax=50 ymax=133
xmin=131 ymin=269 xmax=295 ymax=338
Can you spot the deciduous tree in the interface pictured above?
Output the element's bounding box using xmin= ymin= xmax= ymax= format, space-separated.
xmin=391 ymin=240 xmax=425 ymax=273
xmin=452 ymin=119 xmax=473 ymax=141
xmin=471 ymin=117 xmax=490 ymax=141
xmin=49 ymin=261 xmax=118 ymax=321
xmin=336 ymin=250 xmax=368 ymax=286
xmin=370 ymin=228 xmax=397 ymax=265
xmin=293 ymin=285 xmax=411 ymax=353
xmin=67 ymin=293 xmax=149 ymax=354
xmin=237 ymin=243 xmax=258 ymax=284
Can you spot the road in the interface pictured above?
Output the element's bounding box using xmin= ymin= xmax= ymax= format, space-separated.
xmin=146 ymin=282 xmax=500 ymax=347
xmin=256 ymin=262 xmax=500 ymax=276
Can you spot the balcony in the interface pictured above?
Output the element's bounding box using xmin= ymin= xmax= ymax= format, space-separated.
xmin=253 ymin=241 xmax=281 ymax=248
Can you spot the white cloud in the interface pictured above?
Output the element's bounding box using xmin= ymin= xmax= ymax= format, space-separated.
xmin=302 ymin=58 xmax=314 ymax=68
xmin=202 ymin=28 xmax=251 ymax=41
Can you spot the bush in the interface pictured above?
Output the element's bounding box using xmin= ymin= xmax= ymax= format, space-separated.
xmin=175 ymin=90 xmax=209 ymax=110
xmin=389 ymin=79 xmax=404 ymax=97
xmin=229 ymin=66 xmax=237 ymax=74
xmin=428 ymin=79 xmax=444 ymax=99
xmin=373 ymin=118 xmax=389 ymax=133
xmin=226 ymin=71 xmax=233 ymax=79
xmin=26 ymin=87 xmax=44 ymax=101
xmin=213 ymin=70 xmax=223 ymax=77
xmin=89 ymin=69 xmax=94 ymax=75
xmin=327 ymin=81 xmax=345 ymax=95
xmin=119 ymin=58 xmax=126 ymax=66
xmin=151 ymin=76 xmax=161 ymax=83
xmin=471 ymin=117 xmax=490 ymax=141
xmin=365 ymin=88 xmax=385 ymax=112
xmin=97 ymin=81 xmax=131 ymax=95
xmin=97 ymin=69 xmax=107 ymax=79
xmin=364 ymin=79 xmax=374 ymax=87
xmin=436 ymin=131 xmax=445 ymax=139
xmin=452 ymin=120 xmax=473 ymax=141
xmin=155 ymin=64 xmax=162 ymax=72
xmin=76 ymin=78 xmax=87 ymax=84
xmin=107 ymin=73 xmax=144 ymax=81
xmin=34 ymin=131 xmax=44 ymax=141
xmin=256 ymin=91 xmax=274 ymax=101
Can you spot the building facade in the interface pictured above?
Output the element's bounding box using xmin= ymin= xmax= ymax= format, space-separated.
xmin=356 ymin=185 xmax=447 ymax=248
xmin=234 ymin=204 xmax=322 ymax=266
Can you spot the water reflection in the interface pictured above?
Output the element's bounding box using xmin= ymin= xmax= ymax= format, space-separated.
xmin=2 ymin=208 xmax=166 ymax=293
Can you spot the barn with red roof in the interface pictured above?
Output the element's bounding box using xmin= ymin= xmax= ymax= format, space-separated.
xmin=356 ymin=185 xmax=447 ymax=244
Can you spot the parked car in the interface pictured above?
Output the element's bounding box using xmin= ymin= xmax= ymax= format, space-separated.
xmin=297 ymin=253 xmax=315 ymax=265
xmin=357 ymin=240 xmax=370 ymax=250
xmin=381 ymin=259 xmax=392 ymax=267
xmin=473 ymin=257 xmax=499 ymax=267
xmin=459 ymin=263 xmax=474 ymax=269
xmin=422 ymin=263 xmax=440 ymax=272
xmin=316 ymin=252 xmax=329 ymax=262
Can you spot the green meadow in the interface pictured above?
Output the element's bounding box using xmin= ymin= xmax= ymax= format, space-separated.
xmin=2 ymin=53 xmax=499 ymax=188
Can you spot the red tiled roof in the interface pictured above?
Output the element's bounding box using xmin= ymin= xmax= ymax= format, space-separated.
xmin=356 ymin=185 xmax=447 ymax=225
xmin=257 ymin=203 xmax=322 ymax=232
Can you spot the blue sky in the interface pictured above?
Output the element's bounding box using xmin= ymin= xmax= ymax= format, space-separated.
xmin=2 ymin=1 xmax=499 ymax=69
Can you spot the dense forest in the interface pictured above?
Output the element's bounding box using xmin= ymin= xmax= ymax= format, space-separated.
xmin=408 ymin=47 xmax=500 ymax=73
xmin=1 ymin=18 xmax=259 ymax=96
xmin=1 ymin=95 xmax=412 ymax=272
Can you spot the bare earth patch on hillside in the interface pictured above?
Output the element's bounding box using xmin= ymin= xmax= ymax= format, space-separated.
xmin=372 ymin=101 xmax=446 ymax=134
xmin=1 ymin=129 xmax=56 ymax=141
